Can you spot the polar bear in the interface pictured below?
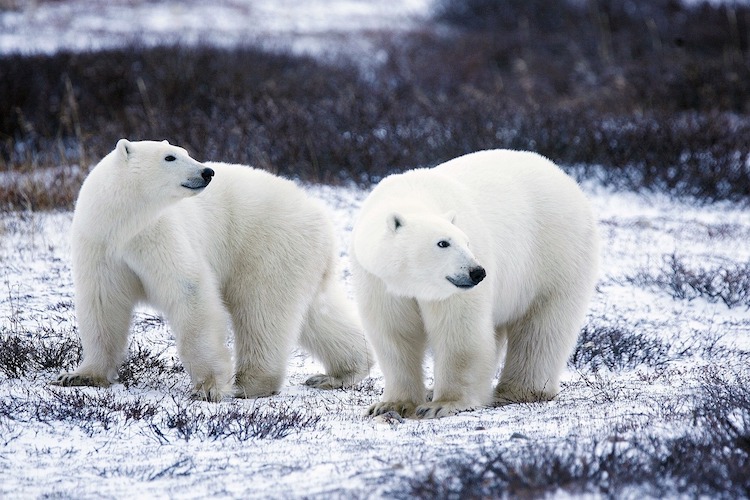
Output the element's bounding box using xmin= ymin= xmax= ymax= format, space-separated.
xmin=352 ymin=149 xmax=599 ymax=419
xmin=52 ymin=139 xmax=371 ymax=401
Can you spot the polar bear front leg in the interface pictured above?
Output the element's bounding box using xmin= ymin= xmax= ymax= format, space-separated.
xmin=356 ymin=275 xmax=427 ymax=418
xmin=52 ymin=263 xmax=140 ymax=388
xmin=367 ymin=322 xmax=426 ymax=418
xmin=229 ymin=296 xmax=301 ymax=400
xmin=416 ymin=297 xmax=495 ymax=419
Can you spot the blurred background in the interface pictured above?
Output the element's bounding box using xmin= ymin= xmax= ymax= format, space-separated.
xmin=1 ymin=0 xmax=749 ymax=209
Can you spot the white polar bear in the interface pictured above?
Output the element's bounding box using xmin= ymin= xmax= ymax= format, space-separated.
xmin=53 ymin=139 xmax=371 ymax=401
xmin=352 ymin=149 xmax=599 ymax=419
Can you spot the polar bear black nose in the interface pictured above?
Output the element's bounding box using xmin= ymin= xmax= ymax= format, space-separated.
xmin=469 ymin=266 xmax=486 ymax=285
xmin=201 ymin=167 xmax=215 ymax=183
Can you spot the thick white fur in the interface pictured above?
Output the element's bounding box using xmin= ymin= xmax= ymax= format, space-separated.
xmin=352 ymin=149 xmax=599 ymax=418
xmin=53 ymin=139 xmax=371 ymax=401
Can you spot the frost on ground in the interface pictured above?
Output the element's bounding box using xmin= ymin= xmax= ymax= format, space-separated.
xmin=0 ymin=0 xmax=429 ymax=56
xmin=1 ymin=183 xmax=748 ymax=498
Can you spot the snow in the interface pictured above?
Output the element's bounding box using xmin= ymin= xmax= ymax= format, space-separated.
xmin=1 ymin=180 xmax=749 ymax=498
xmin=0 ymin=0 xmax=431 ymax=56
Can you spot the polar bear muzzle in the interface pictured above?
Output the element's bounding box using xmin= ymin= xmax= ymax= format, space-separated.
xmin=447 ymin=266 xmax=486 ymax=289
xmin=182 ymin=167 xmax=215 ymax=190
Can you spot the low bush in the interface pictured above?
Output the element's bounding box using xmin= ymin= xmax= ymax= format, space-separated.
xmin=569 ymin=322 xmax=675 ymax=372
xmin=31 ymin=389 xmax=158 ymax=434
xmin=0 ymin=329 xmax=80 ymax=379
xmin=626 ymin=253 xmax=750 ymax=309
xmin=157 ymin=399 xmax=321 ymax=442
xmin=119 ymin=341 xmax=183 ymax=389
xmin=406 ymin=370 xmax=750 ymax=498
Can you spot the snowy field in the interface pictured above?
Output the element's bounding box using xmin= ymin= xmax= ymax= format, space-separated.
xmin=1 ymin=181 xmax=749 ymax=498
xmin=0 ymin=0 xmax=430 ymax=56
xmin=1 ymin=0 xmax=749 ymax=497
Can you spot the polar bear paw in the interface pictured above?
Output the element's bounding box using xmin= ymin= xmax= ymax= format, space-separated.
xmin=367 ymin=401 xmax=418 ymax=418
xmin=190 ymin=386 xmax=226 ymax=403
xmin=304 ymin=371 xmax=367 ymax=390
xmin=304 ymin=374 xmax=345 ymax=390
xmin=190 ymin=377 xmax=234 ymax=403
xmin=232 ymin=373 xmax=282 ymax=400
xmin=414 ymin=401 xmax=472 ymax=419
xmin=50 ymin=372 xmax=111 ymax=388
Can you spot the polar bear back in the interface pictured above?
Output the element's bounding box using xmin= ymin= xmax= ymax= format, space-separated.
xmin=435 ymin=149 xmax=592 ymax=227
xmin=169 ymin=162 xmax=333 ymax=290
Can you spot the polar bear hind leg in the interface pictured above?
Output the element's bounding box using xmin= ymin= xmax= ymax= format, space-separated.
xmin=300 ymin=274 xmax=372 ymax=389
xmin=494 ymin=293 xmax=586 ymax=405
xmin=227 ymin=284 xmax=307 ymax=398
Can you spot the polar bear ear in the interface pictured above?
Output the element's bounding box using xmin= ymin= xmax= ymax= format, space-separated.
xmin=443 ymin=210 xmax=457 ymax=224
xmin=116 ymin=139 xmax=132 ymax=160
xmin=161 ymin=140 xmax=169 ymax=145
xmin=388 ymin=213 xmax=404 ymax=233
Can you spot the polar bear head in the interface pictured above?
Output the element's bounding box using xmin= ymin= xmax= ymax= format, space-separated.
xmin=114 ymin=139 xmax=214 ymax=202
xmin=355 ymin=211 xmax=486 ymax=301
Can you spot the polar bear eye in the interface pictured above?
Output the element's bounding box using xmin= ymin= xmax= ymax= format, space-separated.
xmin=165 ymin=155 xmax=176 ymax=162
xmin=437 ymin=240 xmax=450 ymax=248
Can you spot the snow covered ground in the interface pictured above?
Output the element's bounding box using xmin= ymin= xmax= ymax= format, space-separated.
xmin=0 ymin=0 xmax=430 ymax=56
xmin=1 ymin=180 xmax=749 ymax=498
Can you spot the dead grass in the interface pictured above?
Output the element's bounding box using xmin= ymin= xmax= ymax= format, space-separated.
xmin=625 ymin=253 xmax=750 ymax=309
